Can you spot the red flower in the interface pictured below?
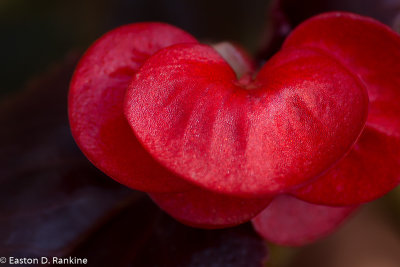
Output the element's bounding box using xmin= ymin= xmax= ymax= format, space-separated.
xmin=68 ymin=12 xmax=400 ymax=246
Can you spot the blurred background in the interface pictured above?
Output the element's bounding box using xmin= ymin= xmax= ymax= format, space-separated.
xmin=0 ymin=0 xmax=271 ymax=96
xmin=1 ymin=0 xmax=400 ymax=266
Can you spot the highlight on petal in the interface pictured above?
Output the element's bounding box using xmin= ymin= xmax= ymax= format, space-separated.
xmin=212 ymin=42 xmax=256 ymax=78
xmin=283 ymin=12 xmax=400 ymax=205
xmin=251 ymin=195 xmax=357 ymax=246
xmin=149 ymin=188 xmax=271 ymax=229
xmin=69 ymin=23 xmax=197 ymax=193
xmin=124 ymin=43 xmax=367 ymax=197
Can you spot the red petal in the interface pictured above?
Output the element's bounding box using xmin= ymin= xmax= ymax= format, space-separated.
xmin=284 ymin=12 xmax=400 ymax=205
xmin=294 ymin=128 xmax=400 ymax=205
xmin=149 ymin=188 xmax=271 ymax=229
xmin=125 ymin=43 xmax=367 ymax=197
xmin=283 ymin=12 xmax=400 ymax=136
xmin=69 ymin=23 xmax=197 ymax=192
xmin=251 ymin=195 xmax=357 ymax=246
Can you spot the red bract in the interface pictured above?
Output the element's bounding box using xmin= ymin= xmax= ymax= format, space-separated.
xmin=125 ymin=43 xmax=367 ymax=197
xmin=251 ymin=195 xmax=357 ymax=246
xmin=150 ymin=188 xmax=271 ymax=229
xmin=284 ymin=13 xmax=400 ymax=205
xmin=69 ymin=12 xmax=400 ymax=245
xmin=69 ymin=23 xmax=197 ymax=193
xmin=68 ymin=22 xmax=272 ymax=228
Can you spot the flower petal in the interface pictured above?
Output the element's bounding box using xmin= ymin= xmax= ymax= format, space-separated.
xmin=150 ymin=188 xmax=271 ymax=229
xmin=285 ymin=12 xmax=400 ymax=205
xmin=125 ymin=43 xmax=367 ymax=197
xmin=251 ymin=195 xmax=357 ymax=246
xmin=69 ymin=23 xmax=197 ymax=192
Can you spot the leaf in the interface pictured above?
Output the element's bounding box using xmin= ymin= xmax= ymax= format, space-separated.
xmin=71 ymin=196 xmax=268 ymax=267
xmin=0 ymin=54 xmax=135 ymax=257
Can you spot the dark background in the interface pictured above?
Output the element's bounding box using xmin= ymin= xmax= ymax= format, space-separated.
xmin=0 ymin=0 xmax=271 ymax=96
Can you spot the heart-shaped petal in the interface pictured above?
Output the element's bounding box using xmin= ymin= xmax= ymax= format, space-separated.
xmin=251 ymin=195 xmax=357 ymax=246
xmin=69 ymin=23 xmax=197 ymax=193
xmin=149 ymin=188 xmax=271 ymax=229
xmin=284 ymin=12 xmax=400 ymax=205
xmin=124 ymin=43 xmax=368 ymax=197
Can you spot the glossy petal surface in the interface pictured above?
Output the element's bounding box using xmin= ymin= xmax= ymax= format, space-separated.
xmin=125 ymin=43 xmax=367 ymax=197
xmin=150 ymin=189 xmax=271 ymax=229
xmin=251 ymin=195 xmax=357 ymax=246
xmin=285 ymin=12 xmax=400 ymax=205
xmin=69 ymin=23 xmax=197 ymax=192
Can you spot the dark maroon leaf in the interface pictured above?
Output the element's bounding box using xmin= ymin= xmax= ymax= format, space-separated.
xmin=0 ymin=54 xmax=136 ymax=257
xmin=0 ymin=54 xmax=268 ymax=266
xmin=72 ymin=196 xmax=268 ymax=267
